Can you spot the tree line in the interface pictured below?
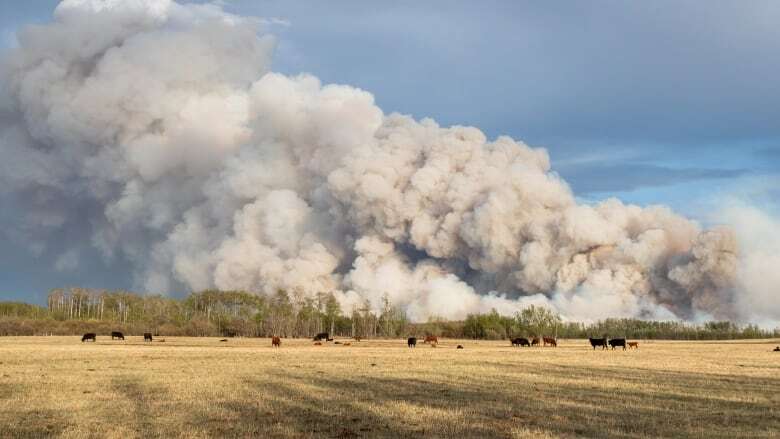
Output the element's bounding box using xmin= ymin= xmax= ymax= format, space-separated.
xmin=0 ymin=288 xmax=777 ymax=340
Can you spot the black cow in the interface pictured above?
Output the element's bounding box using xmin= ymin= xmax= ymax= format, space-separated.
xmin=111 ymin=331 xmax=124 ymax=340
xmin=511 ymin=337 xmax=531 ymax=347
xmin=408 ymin=337 xmax=417 ymax=348
xmin=609 ymin=338 xmax=627 ymax=350
xmin=144 ymin=333 xmax=153 ymax=342
xmin=81 ymin=333 xmax=96 ymax=342
xmin=589 ymin=337 xmax=608 ymax=350
xmin=773 ymin=346 xmax=779 ymax=352
xmin=456 ymin=345 xmax=464 ymax=349
xmin=313 ymin=332 xmax=329 ymax=341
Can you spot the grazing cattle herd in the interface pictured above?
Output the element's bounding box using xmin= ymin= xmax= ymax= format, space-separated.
xmin=512 ymin=337 xmax=531 ymax=347
xmin=77 ymin=332 xmax=656 ymax=352
xmin=608 ymin=338 xmax=627 ymax=350
xmin=313 ymin=332 xmax=330 ymax=342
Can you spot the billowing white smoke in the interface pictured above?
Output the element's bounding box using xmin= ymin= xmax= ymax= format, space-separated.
xmin=0 ymin=0 xmax=762 ymax=323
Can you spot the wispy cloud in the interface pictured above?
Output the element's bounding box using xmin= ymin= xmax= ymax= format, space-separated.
xmin=1 ymin=28 xmax=18 ymax=49
xmin=562 ymin=163 xmax=751 ymax=195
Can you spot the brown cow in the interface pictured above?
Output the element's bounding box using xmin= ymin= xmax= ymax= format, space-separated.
xmin=271 ymin=336 xmax=281 ymax=347
xmin=354 ymin=336 xmax=362 ymax=342
xmin=543 ymin=337 xmax=557 ymax=347
xmin=628 ymin=342 xmax=639 ymax=349
xmin=531 ymin=337 xmax=540 ymax=347
xmin=343 ymin=342 xmax=351 ymax=346
xmin=424 ymin=335 xmax=438 ymax=344
xmin=313 ymin=342 xmax=322 ymax=346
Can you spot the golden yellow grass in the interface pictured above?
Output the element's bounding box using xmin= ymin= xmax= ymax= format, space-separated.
xmin=0 ymin=337 xmax=778 ymax=438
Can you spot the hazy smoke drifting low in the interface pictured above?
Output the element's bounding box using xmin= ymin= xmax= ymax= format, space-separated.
xmin=0 ymin=0 xmax=770 ymax=323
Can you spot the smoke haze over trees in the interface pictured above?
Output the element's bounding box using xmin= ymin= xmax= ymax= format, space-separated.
xmin=0 ymin=1 xmax=778 ymax=327
xmin=0 ymin=289 xmax=776 ymax=340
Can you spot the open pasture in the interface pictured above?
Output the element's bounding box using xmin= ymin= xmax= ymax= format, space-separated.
xmin=0 ymin=337 xmax=778 ymax=438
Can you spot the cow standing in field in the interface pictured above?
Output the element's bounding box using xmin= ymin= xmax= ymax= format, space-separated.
xmin=111 ymin=331 xmax=124 ymax=340
xmin=628 ymin=342 xmax=639 ymax=349
xmin=511 ymin=337 xmax=530 ymax=347
xmin=543 ymin=337 xmax=557 ymax=347
xmin=589 ymin=338 xmax=608 ymax=350
xmin=424 ymin=335 xmax=438 ymax=344
xmin=354 ymin=336 xmax=362 ymax=342
xmin=313 ymin=332 xmax=329 ymax=342
xmin=531 ymin=337 xmax=540 ymax=347
xmin=408 ymin=337 xmax=417 ymax=348
xmin=144 ymin=333 xmax=153 ymax=342
xmin=81 ymin=333 xmax=96 ymax=342
xmin=609 ymin=338 xmax=627 ymax=350
xmin=272 ymin=336 xmax=281 ymax=347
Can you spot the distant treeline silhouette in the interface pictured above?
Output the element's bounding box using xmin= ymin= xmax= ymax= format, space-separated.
xmin=0 ymin=288 xmax=776 ymax=340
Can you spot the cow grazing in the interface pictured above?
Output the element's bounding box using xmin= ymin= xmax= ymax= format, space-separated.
xmin=143 ymin=333 xmax=153 ymax=342
xmin=609 ymin=338 xmax=627 ymax=350
xmin=81 ymin=333 xmax=96 ymax=342
xmin=111 ymin=331 xmax=124 ymax=340
xmin=456 ymin=345 xmax=464 ymax=349
xmin=313 ymin=332 xmax=329 ymax=342
xmin=271 ymin=336 xmax=281 ymax=347
xmin=531 ymin=337 xmax=540 ymax=347
xmin=589 ymin=338 xmax=608 ymax=350
xmin=628 ymin=342 xmax=639 ymax=349
xmin=407 ymin=337 xmax=417 ymax=348
xmin=543 ymin=337 xmax=557 ymax=347
xmin=773 ymin=346 xmax=779 ymax=352
xmin=423 ymin=335 xmax=438 ymax=344
xmin=511 ymin=337 xmax=530 ymax=347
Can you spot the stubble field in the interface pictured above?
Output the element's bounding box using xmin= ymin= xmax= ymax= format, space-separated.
xmin=0 ymin=336 xmax=778 ymax=438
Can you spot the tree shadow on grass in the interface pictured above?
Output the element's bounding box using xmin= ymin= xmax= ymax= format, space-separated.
xmin=0 ymin=380 xmax=72 ymax=437
xmin=176 ymin=365 xmax=780 ymax=439
xmin=110 ymin=375 xmax=171 ymax=437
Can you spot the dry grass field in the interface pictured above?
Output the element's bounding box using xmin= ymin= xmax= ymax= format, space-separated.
xmin=0 ymin=337 xmax=778 ymax=438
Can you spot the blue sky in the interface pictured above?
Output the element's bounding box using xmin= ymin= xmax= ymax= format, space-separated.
xmin=1 ymin=1 xmax=779 ymax=303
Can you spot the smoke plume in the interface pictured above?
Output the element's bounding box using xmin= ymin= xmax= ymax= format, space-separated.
xmin=0 ymin=0 xmax=768 ymax=323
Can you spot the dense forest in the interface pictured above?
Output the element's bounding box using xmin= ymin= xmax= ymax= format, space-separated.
xmin=0 ymin=288 xmax=777 ymax=340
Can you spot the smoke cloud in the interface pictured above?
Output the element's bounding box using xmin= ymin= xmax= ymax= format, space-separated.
xmin=0 ymin=0 xmax=771 ymax=324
